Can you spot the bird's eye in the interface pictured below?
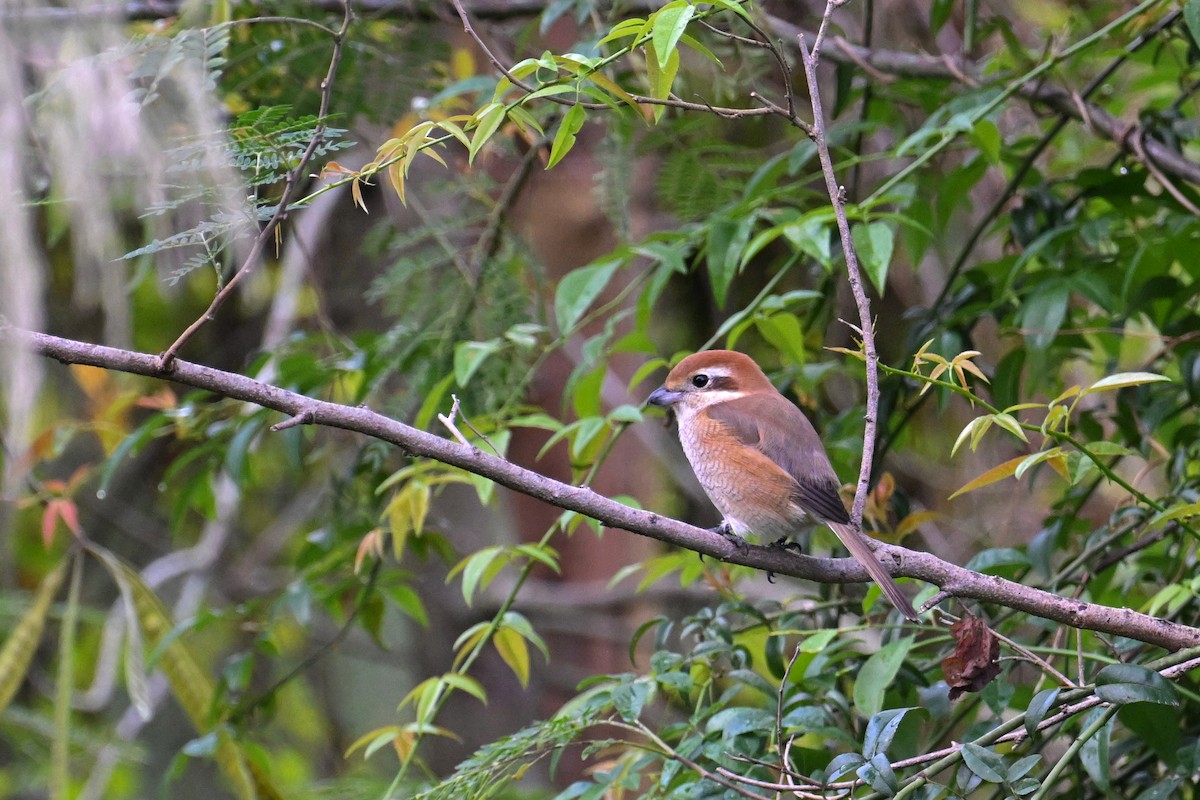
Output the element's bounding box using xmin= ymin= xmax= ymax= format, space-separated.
xmin=691 ymin=374 xmax=710 ymax=388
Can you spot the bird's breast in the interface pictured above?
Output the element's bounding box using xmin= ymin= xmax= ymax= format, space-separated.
xmin=678 ymin=412 xmax=810 ymax=539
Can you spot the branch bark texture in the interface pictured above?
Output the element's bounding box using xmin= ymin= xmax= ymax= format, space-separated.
xmin=21 ymin=330 xmax=1200 ymax=652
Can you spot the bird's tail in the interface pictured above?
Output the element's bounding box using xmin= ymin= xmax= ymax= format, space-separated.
xmin=828 ymin=522 xmax=919 ymax=622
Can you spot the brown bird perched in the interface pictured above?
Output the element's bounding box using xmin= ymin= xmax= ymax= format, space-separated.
xmin=648 ymin=350 xmax=918 ymax=621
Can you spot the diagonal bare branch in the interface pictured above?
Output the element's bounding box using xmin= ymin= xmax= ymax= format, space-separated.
xmin=19 ymin=328 xmax=1200 ymax=652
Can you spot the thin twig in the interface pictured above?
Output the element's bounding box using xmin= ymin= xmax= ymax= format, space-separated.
xmin=796 ymin=13 xmax=881 ymax=526
xmin=451 ymin=394 xmax=502 ymax=455
xmin=438 ymin=396 xmax=473 ymax=448
xmin=449 ymin=0 xmax=778 ymax=119
xmin=227 ymin=558 xmax=383 ymax=724
xmin=774 ymin=643 xmax=803 ymax=787
xmin=158 ymin=1 xmax=354 ymax=370
xmin=989 ymin=625 xmax=1077 ymax=688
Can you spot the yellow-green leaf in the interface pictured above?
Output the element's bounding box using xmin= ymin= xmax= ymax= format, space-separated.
xmin=494 ymin=626 xmax=531 ymax=687
xmin=1015 ymin=447 xmax=1066 ymax=480
xmin=468 ymin=103 xmax=507 ymax=164
xmin=643 ymin=43 xmax=679 ymax=122
xmin=1084 ymin=372 xmax=1170 ymax=393
xmin=386 ymin=481 xmax=430 ymax=561
xmin=441 ymin=672 xmax=488 ymax=705
xmin=599 ymin=17 xmax=648 ymax=44
xmin=586 ymin=71 xmax=644 ymax=117
xmin=0 ymin=558 xmax=68 ymax=716
xmin=547 ymin=104 xmax=587 ymax=169
xmin=951 ymin=416 xmax=989 ymax=457
xmin=89 ymin=546 xmax=283 ymax=800
xmin=949 ymin=455 xmax=1028 ymax=499
xmin=1146 ymin=501 xmax=1200 ymax=530
xmin=990 ymin=412 xmax=1029 ymax=443
xmin=650 ymin=2 xmax=694 ymax=69
xmin=344 ymin=725 xmax=402 ymax=759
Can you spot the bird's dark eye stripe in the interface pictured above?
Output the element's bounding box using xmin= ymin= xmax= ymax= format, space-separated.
xmin=689 ymin=373 xmax=735 ymax=390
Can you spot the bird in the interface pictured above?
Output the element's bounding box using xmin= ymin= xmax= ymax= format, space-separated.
xmin=647 ymin=350 xmax=918 ymax=621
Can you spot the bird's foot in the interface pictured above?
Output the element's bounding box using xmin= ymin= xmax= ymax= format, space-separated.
xmin=708 ymin=522 xmax=749 ymax=555
xmin=766 ymin=537 xmax=802 ymax=583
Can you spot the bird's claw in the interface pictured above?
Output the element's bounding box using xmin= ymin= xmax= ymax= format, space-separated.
xmin=769 ymin=536 xmax=804 ymax=554
xmin=766 ymin=537 xmax=803 ymax=582
xmin=708 ymin=522 xmax=749 ymax=555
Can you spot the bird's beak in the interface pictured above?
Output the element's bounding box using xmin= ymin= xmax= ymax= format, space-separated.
xmin=647 ymin=386 xmax=683 ymax=407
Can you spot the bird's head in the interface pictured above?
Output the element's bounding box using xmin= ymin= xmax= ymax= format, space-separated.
xmin=647 ymin=350 xmax=774 ymax=415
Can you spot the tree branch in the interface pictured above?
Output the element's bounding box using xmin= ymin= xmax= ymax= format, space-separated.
xmin=763 ymin=12 xmax=1200 ymax=188
xmin=38 ymin=2 xmax=1197 ymax=188
xmin=19 ymin=329 xmax=1200 ymax=652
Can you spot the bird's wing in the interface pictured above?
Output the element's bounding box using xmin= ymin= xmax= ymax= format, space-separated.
xmin=707 ymin=393 xmax=851 ymax=524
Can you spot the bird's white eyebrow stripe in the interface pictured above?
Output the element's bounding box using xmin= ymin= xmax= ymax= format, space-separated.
xmin=693 ymin=366 xmax=733 ymax=378
xmin=684 ymin=389 xmax=746 ymax=409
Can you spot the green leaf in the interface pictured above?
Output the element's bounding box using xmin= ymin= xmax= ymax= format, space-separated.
xmin=92 ymin=547 xmax=152 ymax=720
xmin=856 ymin=753 xmax=899 ymax=795
xmin=960 ymin=742 xmax=1006 ymax=783
xmin=782 ymin=213 xmax=832 ymax=268
xmin=627 ymin=617 xmax=664 ymax=665
xmin=853 ymin=636 xmax=914 ymax=718
xmin=1079 ymin=707 xmax=1113 ymax=791
xmin=1135 ymin=778 xmax=1185 ymax=800
xmin=1094 ymin=664 xmax=1179 ymax=706
xmin=970 ymin=118 xmax=1002 ymax=164
xmin=453 ymin=546 xmax=507 ymax=607
xmin=705 ymin=707 xmax=774 ymax=742
xmin=643 ymin=43 xmax=679 ymax=119
xmin=1015 ymin=448 xmax=1066 ymax=480
xmin=1007 ymin=753 xmax=1041 ymax=783
xmin=599 ymin=17 xmax=649 ymax=45
xmin=706 ymin=213 xmax=754 ymax=307
xmin=799 ymin=628 xmax=837 ymax=653
xmin=547 ymin=104 xmax=587 ymax=169
xmin=1017 ymin=281 xmax=1069 ymax=351
xmin=555 ymin=258 xmax=622 ymax=334
xmin=963 ymin=547 xmax=1030 ymax=574
xmin=468 ymin=103 xmax=506 ymax=164
xmin=453 ymin=339 xmax=501 ymax=387
xmin=100 ymin=415 xmax=171 ymax=495
xmin=678 ymin=33 xmax=721 ymax=66
xmin=862 ymin=707 xmax=918 ymax=759
xmin=388 ymin=584 xmax=429 ymax=627
xmin=650 ymin=2 xmax=694 ymax=69
xmin=989 ymin=412 xmax=1028 ymax=443
xmin=612 ymin=679 xmax=654 ymax=722
xmin=1025 ymin=687 xmax=1059 ymax=738
xmin=826 ymin=752 xmax=866 ymax=782
xmin=707 ymin=0 xmax=752 ymax=21
xmin=1185 ymin=0 xmax=1200 ymax=50
xmin=851 ymin=221 xmax=894 ymax=295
